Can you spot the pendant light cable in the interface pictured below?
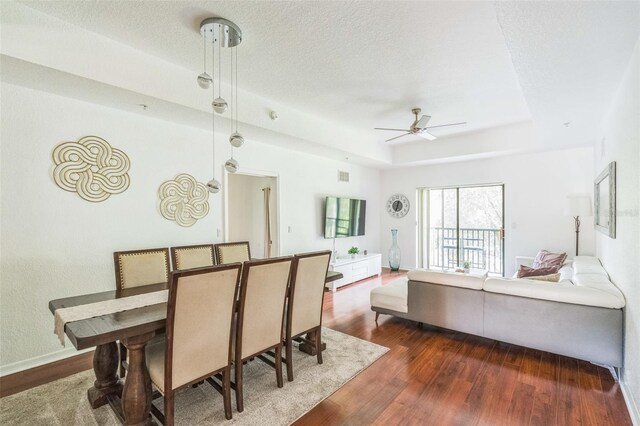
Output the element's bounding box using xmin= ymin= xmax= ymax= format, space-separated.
xmin=211 ymin=36 xmax=216 ymax=176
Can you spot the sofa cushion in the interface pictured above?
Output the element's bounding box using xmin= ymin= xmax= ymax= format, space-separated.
xmin=370 ymin=278 xmax=408 ymax=313
xmin=532 ymin=250 xmax=567 ymax=269
xmin=483 ymin=277 xmax=625 ymax=309
xmin=407 ymin=269 xmax=486 ymax=290
xmin=517 ymin=265 xmax=560 ymax=278
xmin=528 ymin=273 xmax=561 ymax=282
xmin=573 ymin=256 xmax=609 ymax=277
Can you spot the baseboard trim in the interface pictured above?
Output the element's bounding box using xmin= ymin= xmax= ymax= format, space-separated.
xmin=0 ymin=350 xmax=94 ymax=398
xmin=621 ymin=379 xmax=640 ymax=426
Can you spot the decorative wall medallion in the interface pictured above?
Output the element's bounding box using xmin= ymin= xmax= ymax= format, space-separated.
xmin=52 ymin=136 xmax=131 ymax=202
xmin=158 ymin=174 xmax=209 ymax=227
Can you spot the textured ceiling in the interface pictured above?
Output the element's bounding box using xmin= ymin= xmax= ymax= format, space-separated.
xmin=19 ymin=1 xmax=532 ymax=143
xmin=495 ymin=1 xmax=640 ymax=147
xmin=14 ymin=1 xmax=640 ymax=157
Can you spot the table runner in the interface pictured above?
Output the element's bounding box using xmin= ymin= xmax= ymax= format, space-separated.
xmin=54 ymin=290 xmax=168 ymax=346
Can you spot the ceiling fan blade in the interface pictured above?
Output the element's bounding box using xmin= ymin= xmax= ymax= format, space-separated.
xmin=385 ymin=133 xmax=411 ymax=142
xmin=374 ymin=127 xmax=411 ymax=132
xmin=418 ymin=131 xmax=437 ymax=141
xmin=415 ymin=115 xmax=431 ymax=129
xmin=425 ymin=121 xmax=467 ymax=130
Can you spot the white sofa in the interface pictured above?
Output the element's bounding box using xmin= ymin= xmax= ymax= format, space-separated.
xmin=370 ymin=256 xmax=625 ymax=368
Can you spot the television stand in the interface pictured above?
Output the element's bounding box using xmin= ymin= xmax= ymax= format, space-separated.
xmin=326 ymin=253 xmax=382 ymax=292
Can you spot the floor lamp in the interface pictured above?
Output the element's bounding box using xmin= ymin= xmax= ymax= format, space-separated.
xmin=566 ymin=195 xmax=592 ymax=256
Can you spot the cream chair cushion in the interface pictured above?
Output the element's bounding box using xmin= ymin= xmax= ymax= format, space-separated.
xmin=240 ymin=260 xmax=291 ymax=358
xmin=118 ymin=251 xmax=168 ymax=288
xmin=290 ymin=253 xmax=331 ymax=337
xmin=146 ymin=267 xmax=239 ymax=391
xmin=218 ymin=244 xmax=250 ymax=264
xmin=146 ymin=339 xmax=166 ymax=392
xmin=174 ymin=246 xmax=214 ymax=270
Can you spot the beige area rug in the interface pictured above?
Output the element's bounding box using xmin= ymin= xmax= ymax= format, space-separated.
xmin=1 ymin=328 xmax=388 ymax=425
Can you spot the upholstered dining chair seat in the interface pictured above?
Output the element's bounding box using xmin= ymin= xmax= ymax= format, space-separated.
xmin=233 ymin=256 xmax=293 ymax=413
xmin=284 ymin=250 xmax=332 ymax=382
xmin=146 ymin=339 xmax=167 ymax=392
xmin=146 ymin=264 xmax=242 ymax=425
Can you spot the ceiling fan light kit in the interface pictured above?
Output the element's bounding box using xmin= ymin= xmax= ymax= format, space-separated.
xmin=375 ymin=107 xmax=467 ymax=142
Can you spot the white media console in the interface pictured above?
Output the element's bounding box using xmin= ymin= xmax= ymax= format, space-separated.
xmin=326 ymin=253 xmax=382 ymax=292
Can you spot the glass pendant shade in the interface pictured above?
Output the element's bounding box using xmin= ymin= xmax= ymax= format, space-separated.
xmin=229 ymin=132 xmax=244 ymax=148
xmin=224 ymin=158 xmax=239 ymax=173
xmin=206 ymin=179 xmax=221 ymax=193
xmin=197 ymin=72 xmax=212 ymax=89
xmin=212 ymin=97 xmax=228 ymax=114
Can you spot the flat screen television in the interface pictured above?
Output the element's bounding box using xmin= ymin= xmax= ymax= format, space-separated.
xmin=324 ymin=196 xmax=366 ymax=238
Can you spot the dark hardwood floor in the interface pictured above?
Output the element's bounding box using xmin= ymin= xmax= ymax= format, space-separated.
xmin=295 ymin=269 xmax=631 ymax=426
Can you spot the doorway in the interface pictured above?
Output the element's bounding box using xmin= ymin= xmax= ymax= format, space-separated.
xmin=418 ymin=184 xmax=504 ymax=275
xmin=226 ymin=171 xmax=279 ymax=258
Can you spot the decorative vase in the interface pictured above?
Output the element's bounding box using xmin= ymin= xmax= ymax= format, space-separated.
xmin=389 ymin=229 xmax=401 ymax=271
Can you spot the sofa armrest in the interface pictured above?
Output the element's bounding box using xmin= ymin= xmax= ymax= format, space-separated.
xmin=515 ymin=256 xmax=535 ymax=270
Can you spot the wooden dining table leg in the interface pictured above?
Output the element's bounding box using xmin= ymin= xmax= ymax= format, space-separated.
xmin=121 ymin=332 xmax=156 ymax=426
xmin=88 ymin=342 xmax=123 ymax=409
xmin=299 ymin=330 xmax=327 ymax=356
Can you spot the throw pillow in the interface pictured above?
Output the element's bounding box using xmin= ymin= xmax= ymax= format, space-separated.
xmin=517 ymin=265 xmax=560 ymax=278
xmin=532 ymin=250 xmax=567 ymax=269
xmin=528 ymin=273 xmax=561 ymax=283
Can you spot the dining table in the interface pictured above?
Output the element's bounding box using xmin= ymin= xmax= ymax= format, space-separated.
xmin=48 ymin=270 xmax=343 ymax=426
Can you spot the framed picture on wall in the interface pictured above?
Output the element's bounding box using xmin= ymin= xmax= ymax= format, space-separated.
xmin=594 ymin=161 xmax=616 ymax=238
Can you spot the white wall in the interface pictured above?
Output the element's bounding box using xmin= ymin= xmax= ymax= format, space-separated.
xmin=0 ymin=83 xmax=381 ymax=372
xmin=596 ymin=41 xmax=640 ymax=423
xmin=227 ymin=174 xmax=278 ymax=259
xmin=380 ymin=147 xmax=595 ymax=276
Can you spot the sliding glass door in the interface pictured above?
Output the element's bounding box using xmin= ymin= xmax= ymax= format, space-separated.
xmin=418 ymin=184 xmax=504 ymax=275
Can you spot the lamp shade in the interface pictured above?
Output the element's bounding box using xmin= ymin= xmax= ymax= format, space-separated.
xmin=566 ymin=195 xmax=592 ymax=217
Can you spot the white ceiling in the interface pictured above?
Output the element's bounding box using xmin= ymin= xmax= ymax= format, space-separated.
xmin=19 ymin=1 xmax=531 ymax=143
xmin=8 ymin=1 xmax=640 ymax=165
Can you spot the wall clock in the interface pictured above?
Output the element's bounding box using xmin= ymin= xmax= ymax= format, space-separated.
xmin=387 ymin=194 xmax=410 ymax=218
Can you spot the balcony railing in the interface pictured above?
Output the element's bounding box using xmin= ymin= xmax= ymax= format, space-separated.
xmin=429 ymin=227 xmax=503 ymax=274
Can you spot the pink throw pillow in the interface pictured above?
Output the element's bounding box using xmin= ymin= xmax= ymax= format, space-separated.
xmin=517 ymin=265 xmax=560 ymax=278
xmin=532 ymin=250 xmax=567 ymax=269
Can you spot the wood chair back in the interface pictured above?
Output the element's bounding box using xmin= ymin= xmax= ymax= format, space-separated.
xmin=214 ymin=242 xmax=251 ymax=265
xmin=114 ymin=248 xmax=170 ymax=289
xmin=170 ymin=244 xmax=215 ymax=270
xmin=236 ymin=256 xmax=292 ymax=359
xmin=165 ymin=264 xmax=242 ymax=391
xmin=288 ymin=251 xmax=332 ymax=337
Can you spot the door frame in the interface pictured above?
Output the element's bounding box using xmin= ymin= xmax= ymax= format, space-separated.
xmin=223 ymin=168 xmax=281 ymax=257
xmin=417 ymin=183 xmax=505 ymax=276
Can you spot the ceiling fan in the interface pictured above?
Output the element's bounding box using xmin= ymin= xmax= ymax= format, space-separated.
xmin=375 ymin=108 xmax=467 ymax=142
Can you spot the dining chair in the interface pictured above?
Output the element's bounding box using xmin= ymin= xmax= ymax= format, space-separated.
xmin=114 ymin=247 xmax=170 ymax=376
xmin=284 ymin=250 xmax=332 ymax=381
xmin=214 ymin=241 xmax=251 ymax=265
xmin=113 ymin=247 xmax=171 ymax=289
xmin=234 ymin=256 xmax=293 ymax=412
xmin=146 ymin=263 xmax=242 ymax=424
xmin=170 ymin=244 xmax=215 ymax=270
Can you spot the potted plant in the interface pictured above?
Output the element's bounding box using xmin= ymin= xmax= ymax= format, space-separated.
xmin=462 ymin=260 xmax=471 ymax=273
xmin=348 ymin=246 xmax=359 ymax=258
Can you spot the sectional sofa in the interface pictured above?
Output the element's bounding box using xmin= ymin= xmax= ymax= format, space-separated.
xmin=370 ymin=256 xmax=625 ymax=368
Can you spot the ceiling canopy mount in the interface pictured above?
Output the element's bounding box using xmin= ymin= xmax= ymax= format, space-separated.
xmin=199 ymin=17 xmax=242 ymax=47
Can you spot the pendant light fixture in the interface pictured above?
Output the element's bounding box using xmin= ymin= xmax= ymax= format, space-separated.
xmin=198 ymin=17 xmax=242 ymax=193
xmin=197 ymin=36 xmax=213 ymax=89
xmin=225 ymin=42 xmax=243 ymax=174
